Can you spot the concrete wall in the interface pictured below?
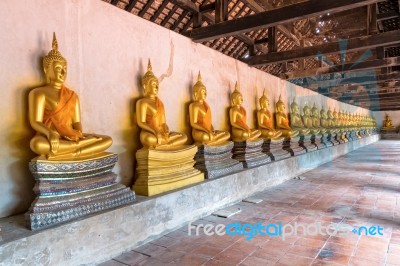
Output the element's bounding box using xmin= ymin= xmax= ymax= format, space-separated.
xmin=0 ymin=0 xmax=372 ymax=218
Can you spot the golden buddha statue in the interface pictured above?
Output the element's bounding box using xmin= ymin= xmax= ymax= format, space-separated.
xmin=311 ymin=103 xmax=326 ymax=134
xmin=289 ymin=98 xmax=310 ymax=136
xmin=29 ymin=33 xmax=112 ymax=160
xmin=275 ymin=95 xmax=299 ymax=138
xmin=320 ymin=107 xmax=329 ymax=128
xmin=302 ymin=103 xmax=320 ymax=135
xmin=136 ymin=60 xmax=187 ymax=149
xmin=189 ymin=72 xmax=230 ymax=145
xmin=382 ymin=113 xmax=396 ymax=131
xmin=257 ymin=89 xmax=283 ymax=140
xmin=229 ymin=83 xmax=261 ymax=142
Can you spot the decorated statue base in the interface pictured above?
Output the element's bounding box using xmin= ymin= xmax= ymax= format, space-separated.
xmin=194 ymin=142 xmax=243 ymax=179
xmin=311 ymin=134 xmax=327 ymax=149
xmin=340 ymin=131 xmax=348 ymax=143
xmin=134 ymin=145 xmax=204 ymax=196
xmin=283 ymin=136 xmax=307 ymax=156
xmin=380 ymin=129 xmax=400 ymax=139
xmin=262 ymin=138 xmax=291 ymax=161
xmin=25 ymin=153 xmax=136 ymax=231
xmin=344 ymin=131 xmax=352 ymax=141
xmin=320 ymin=133 xmax=333 ymax=147
xmin=300 ymin=135 xmax=318 ymax=152
xmin=328 ymin=133 xmax=340 ymax=145
xmin=232 ymin=139 xmax=271 ymax=168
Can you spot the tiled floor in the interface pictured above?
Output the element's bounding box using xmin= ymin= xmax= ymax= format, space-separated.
xmin=99 ymin=140 xmax=400 ymax=266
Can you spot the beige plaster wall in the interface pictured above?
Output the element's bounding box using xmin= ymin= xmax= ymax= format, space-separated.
xmin=0 ymin=0 xmax=372 ymax=218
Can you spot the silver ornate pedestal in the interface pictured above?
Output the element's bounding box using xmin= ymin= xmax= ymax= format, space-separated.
xmin=262 ymin=138 xmax=291 ymax=161
xmin=300 ymin=135 xmax=318 ymax=152
xmin=312 ymin=134 xmax=328 ymax=149
xmin=283 ymin=136 xmax=307 ymax=156
xmin=232 ymin=139 xmax=271 ymax=168
xmin=194 ymin=142 xmax=243 ymax=179
xmin=26 ymin=153 xmax=136 ymax=231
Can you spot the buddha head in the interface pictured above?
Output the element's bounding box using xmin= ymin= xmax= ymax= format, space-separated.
xmin=231 ymin=82 xmax=243 ymax=106
xmin=303 ymin=102 xmax=311 ymax=116
xmin=311 ymin=102 xmax=319 ymax=118
xmin=290 ymin=97 xmax=300 ymax=115
xmin=275 ymin=95 xmax=286 ymax=113
xmin=385 ymin=113 xmax=391 ymax=121
xmin=259 ymin=89 xmax=269 ymax=109
xmin=193 ymin=72 xmax=207 ymax=101
xmin=333 ymin=109 xmax=338 ymax=119
xmin=43 ymin=33 xmax=67 ymax=85
xmin=327 ymin=107 xmax=333 ymax=119
xmin=320 ymin=107 xmax=327 ymax=119
xmin=142 ymin=59 xmax=159 ymax=97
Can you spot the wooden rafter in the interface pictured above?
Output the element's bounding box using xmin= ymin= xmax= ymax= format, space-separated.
xmin=185 ymin=0 xmax=381 ymax=42
xmin=284 ymin=56 xmax=400 ymax=79
xmin=244 ymin=30 xmax=400 ymax=66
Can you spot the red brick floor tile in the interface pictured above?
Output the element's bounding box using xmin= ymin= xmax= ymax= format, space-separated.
xmin=316 ymin=250 xmax=352 ymax=265
xmin=276 ymin=254 xmax=314 ymax=266
xmin=202 ymin=259 xmax=236 ymax=266
xmin=251 ymin=249 xmax=283 ymax=262
xmin=239 ymin=255 xmax=276 ymax=266
xmin=133 ymin=243 xmax=167 ymax=257
xmin=348 ymin=256 xmax=385 ymax=266
xmin=150 ymin=236 xmax=182 ymax=248
xmin=321 ymin=242 xmax=356 ymax=257
xmin=190 ymin=245 xmax=224 ymax=259
xmin=136 ymin=257 xmax=167 ymax=266
xmin=113 ymin=251 xmax=149 ymax=265
xmin=97 ymin=260 xmax=127 ymax=266
xmin=168 ymin=254 xmax=210 ymax=266
xmin=213 ymin=247 xmax=252 ymax=265
xmin=294 ymin=237 xmax=327 ymax=249
xmin=156 ymin=250 xmax=186 ymax=263
xmin=167 ymin=241 xmax=202 ymax=253
xmin=286 ymin=244 xmax=320 ymax=259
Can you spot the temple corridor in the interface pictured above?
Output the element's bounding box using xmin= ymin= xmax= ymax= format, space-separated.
xmin=99 ymin=140 xmax=400 ymax=266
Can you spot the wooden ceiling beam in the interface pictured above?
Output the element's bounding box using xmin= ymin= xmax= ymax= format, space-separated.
xmin=301 ymin=72 xmax=400 ymax=89
xmin=377 ymin=10 xmax=399 ymax=21
xmin=185 ymin=0 xmax=381 ymax=42
xmin=245 ymin=30 xmax=400 ymax=66
xmin=284 ymin=56 xmax=400 ymax=79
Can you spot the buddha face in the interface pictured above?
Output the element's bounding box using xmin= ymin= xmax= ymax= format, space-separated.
xmin=303 ymin=107 xmax=311 ymax=116
xmin=232 ymin=94 xmax=243 ymax=106
xmin=291 ymin=104 xmax=299 ymax=114
xmin=260 ymin=98 xmax=269 ymax=109
xmin=276 ymin=103 xmax=285 ymax=113
xmin=144 ymin=77 xmax=159 ymax=97
xmin=196 ymin=87 xmax=207 ymax=101
xmin=312 ymin=108 xmax=319 ymax=117
xmin=46 ymin=60 xmax=67 ymax=84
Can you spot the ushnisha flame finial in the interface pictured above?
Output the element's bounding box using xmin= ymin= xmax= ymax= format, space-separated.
xmin=142 ymin=59 xmax=158 ymax=88
xmin=43 ymin=32 xmax=66 ymax=71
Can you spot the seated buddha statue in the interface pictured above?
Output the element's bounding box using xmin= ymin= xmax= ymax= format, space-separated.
xmin=275 ymin=95 xmax=299 ymax=138
xmin=229 ymin=83 xmax=261 ymax=142
xmin=257 ymin=90 xmax=283 ymax=140
xmin=136 ymin=60 xmax=187 ymax=149
xmin=29 ymin=33 xmax=112 ymax=160
xmin=189 ymin=72 xmax=230 ymax=145
xmin=289 ymin=98 xmax=310 ymax=136
xmin=382 ymin=113 xmax=396 ymax=131
xmin=302 ymin=103 xmax=320 ymax=135
xmin=320 ymin=107 xmax=329 ymax=128
xmin=311 ymin=103 xmax=326 ymax=134
xmin=326 ymin=107 xmax=338 ymax=133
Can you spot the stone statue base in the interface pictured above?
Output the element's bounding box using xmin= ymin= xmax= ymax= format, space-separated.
xmin=340 ymin=131 xmax=348 ymax=143
xmin=232 ymin=139 xmax=271 ymax=168
xmin=320 ymin=133 xmax=333 ymax=147
xmin=300 ymin=135 xmax=318 ymax=152
xmin=283 ymin=136 xmax=307 ymax=156
xmin=194 ymin=142 xmax=243 ymax=179
xmin=311 ymin=134 xmax=327 ymax=149
xmin=134 ymin=145 xmax=204 ymax=196
xmin=26 ymin=153 xmax=136 ymax=231
xmin=262 ymin=138 xmax=291 ymax=161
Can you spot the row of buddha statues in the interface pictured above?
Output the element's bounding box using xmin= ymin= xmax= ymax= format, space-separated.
xmin=25 ymin=33 xmax=377 ymax=229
